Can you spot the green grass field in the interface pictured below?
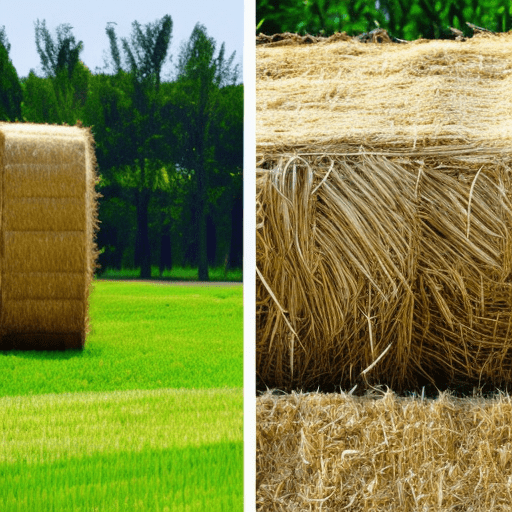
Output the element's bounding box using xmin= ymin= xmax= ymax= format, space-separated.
xmin=0 ymin=281 xmax=243 ymax=511
xmin=99 ymin=265 xmax=243 ymax=283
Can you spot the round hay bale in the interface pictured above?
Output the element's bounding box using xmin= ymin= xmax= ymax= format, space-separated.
xmin=0 ymin=122 xmax=99 ymax=350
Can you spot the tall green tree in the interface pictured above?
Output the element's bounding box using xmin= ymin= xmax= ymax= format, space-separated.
xmin=34 ymin=20 xmax=83 ymax=78
xmin=0 ymin=27 xmax=22 ymax=121
xmin=23 ymin=21 xmax=89 ymax=125
xmin=208 ymin=83 xmax=243 ymax=270
xmin=175 ymin=23 xmax=239 ymax=281
xmin=104 ymin=15 xmax=173 ymax=278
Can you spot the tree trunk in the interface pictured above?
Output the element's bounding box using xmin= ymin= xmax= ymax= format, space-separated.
xmin=159 ymin=227 xmax=172 ymax=276
xmin=197 ymin=164 xmax=209 ymax=281
xmin=213 ymin=200 xmax=232 ymax=276
xmin=134 ymin=229 xmax=141 ymax=269
xmin=230 ymin=194 xmax=243 ymax=268
xmin=206 ymin=214 xmax=217 ymax=266
xmin=196 ymin=114 xmax=209 ymax=281
xmin=136 ymin=186 xmax=151 ymax=279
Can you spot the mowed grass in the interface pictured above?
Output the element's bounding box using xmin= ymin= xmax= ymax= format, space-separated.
xmin=0 ymin=281 xmax=243 ymax=395
xmin=0 ymin=281 xmax=243 ymax=511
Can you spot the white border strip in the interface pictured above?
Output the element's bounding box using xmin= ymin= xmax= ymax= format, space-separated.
xmin=244 ymin=0 xmax=256 ymax=509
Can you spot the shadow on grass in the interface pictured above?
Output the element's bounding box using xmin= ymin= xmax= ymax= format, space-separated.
xmin=0 ymin=342 xmax=107 ymax=361
xmin=0 ymin=348 xmax=85 ymax=361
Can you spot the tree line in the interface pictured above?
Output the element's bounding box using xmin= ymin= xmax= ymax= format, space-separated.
xmin=0 ymin=15 xmax=243 ymax=281
xmin=257 ymin=0 xmax=512 ymax=40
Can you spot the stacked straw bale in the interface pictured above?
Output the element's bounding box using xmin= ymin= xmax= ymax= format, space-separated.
xmin=256 ymin=33 xmax=512 ymax=392
xmin=257 ymin=389 xmax=512 ymax=511
xmin=0 ymin=123 xmax=99 ymax=350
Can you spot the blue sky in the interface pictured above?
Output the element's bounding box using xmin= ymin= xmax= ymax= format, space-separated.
xmin=2 ymin=0 xmax=243 ymax=79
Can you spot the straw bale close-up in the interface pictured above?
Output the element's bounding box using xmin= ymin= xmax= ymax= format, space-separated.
xmin=0 ymin=122 xmax=99 ymax=350
xmin=257 ymin=148 xmax=512 ymax=392
xmin=257 ymin=33 xmax=512 ymax=393
xmin=257 ymin=32 xmax=512 ymax=149
xmin=257 ymin=390 xmax=512 ymax=511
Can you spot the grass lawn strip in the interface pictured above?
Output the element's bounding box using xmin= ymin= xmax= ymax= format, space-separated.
xmin=0 ymin=388 xmax=242 ymax=511
xmin=0 ymin=282 xmax=243 ymax=396
xmin=0 ymin=282 xmax=243 ymax=510
xmin=0 ymin=388 xmax=242 ymax=463
xmin=2 ymin=442 xmax=243 ymax=511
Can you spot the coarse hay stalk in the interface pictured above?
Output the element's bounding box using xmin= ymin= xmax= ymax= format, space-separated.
xmin=257 ymin=389 xmax=512 ymax=511
xmin=257 ymin=147 xmax=512 ymax=392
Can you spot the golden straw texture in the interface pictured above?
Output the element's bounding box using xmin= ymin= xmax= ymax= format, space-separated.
xmin=0 ymin=122 xmax=99 ymax=350
xmin=257 ymin=33 xmax=512 ymax=148
xmin=257 ymin=390 xmax=512 ymax=511
xmin=257 ymin=149 xmax=512 ymax=391
xmin=257 ymin=33 xmax=512 ymax=392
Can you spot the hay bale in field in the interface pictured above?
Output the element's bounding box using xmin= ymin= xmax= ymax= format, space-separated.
xmin=257 ymin=389 xmax=512 ymax=511
xmin=0 ymin=122 xmax=99 ymax=350
xmin=256 ymin=33 xmax=512 ymax=392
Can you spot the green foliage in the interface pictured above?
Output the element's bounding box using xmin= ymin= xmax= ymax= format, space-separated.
xmin=256 ymin=0 xmax=512 ymax=39
xmin=0 ymin=27 xmax=22 ymax=121
xmin=21 ymin=71 xmax=58 ymax=122
xmin=84 ymin=71 xmax=134 ymax=172
xmin=22 ymin=62 xmax=90 ymax=125
xmin=212 ymin=84 xmax=243 ymax=174
xmin=102 ymin=16 xmax=176 ymax=278
xmin=207 ymin=84 xmax=243 ymax=267
xmin=95 ymin=195 xmax=136 ymax=270
xmin=98 ymin=264 xmax=243 ymax=281
xmin=174 ymin=24 xmax=240 ymax=280
xmin=23 ymin=22 xmax=90 ymax=125
xmin=107 ymin=15 xmax=172 ymax=87
xmin=0 ymin=26 xmax=10 ymax=53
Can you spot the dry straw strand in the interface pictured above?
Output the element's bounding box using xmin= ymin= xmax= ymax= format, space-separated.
xmin=467 ymin=165 xmax=485 ymax=239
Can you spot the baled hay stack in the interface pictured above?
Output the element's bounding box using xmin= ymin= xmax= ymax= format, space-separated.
xmin=0 ymin=123 xmax=99 ymax=350
xmin=257 ymin=389 xmax=512 ymax=511
xmin=256 ymin=33 xmax=512 ymax=392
